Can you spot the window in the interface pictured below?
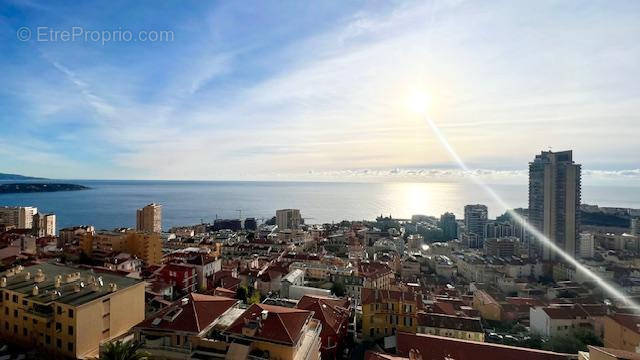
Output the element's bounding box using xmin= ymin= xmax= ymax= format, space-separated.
xmin=56 ymin=322 xmax=61 ymax=332
xmin=56 ymin=339 xmax=62 ymax=349
xmin=13 ymin=325 xmax=17 ymax=334
xmin=23 ymin=328 xmax=27 ymax=336
xmin=4 ymin=322 xmax=8 ymax=330
xmin=4 ymin=307 xmax=7 ymax=315
xmin=67 ymin=342 xmax=74 ymax=352
xmin=32 ymin=319 xmax=37 ymax=325
xmin=57 ymin=306 xmax=62 ymax=315
xmin=46 ymin=335 xmax=51 ymax=344
xmin=68 ymin=309 xmax=74 ymax=318
xmin=4 ymin=293 xmax=8 ymax=300
xmin=68 ymin=326 xmax=73 ymax=335
xmin=22 ymin=300 xmax=27 ymax=306
xmin=370 ymin=328 xmax=374 ymax=337
xmin=13 ymin=309 xmax=17 ymax=318
xmin=12 ymin=295 xmax=18 ymax=303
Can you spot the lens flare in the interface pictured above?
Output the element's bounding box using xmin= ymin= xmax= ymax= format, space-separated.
xmin=423 ymin=114 xmax=640 ymax=311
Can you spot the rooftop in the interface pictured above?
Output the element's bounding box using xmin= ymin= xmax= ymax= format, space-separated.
xmin=0 ymin=262 xmax=142 ymax=307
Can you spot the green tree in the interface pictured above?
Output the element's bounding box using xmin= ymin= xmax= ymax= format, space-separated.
xmin=249 ymin=290 xmax=261 ymax=304
xmin=543 ymin=329 xmax=602 ymax=354
xmin=100 ymin=340 xmax=149 ymax=360
xmin=331 ymin=281 xmax=346 ymax=297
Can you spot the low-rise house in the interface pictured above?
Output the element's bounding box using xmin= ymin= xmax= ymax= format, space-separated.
xmin=221 ymin=303 xmax=322 ymax=360
xmin=530 ymin=304 xmax=592 ymax=337
xmin=134 ymin=293 xmax=239 ymax=359
xmin=296 ymin=295 xmax=351 ymax=360
xmin=417 ymin=313 xmax=484 ymax=342
xmin=604 ymin=313 xmax=640 ymax=352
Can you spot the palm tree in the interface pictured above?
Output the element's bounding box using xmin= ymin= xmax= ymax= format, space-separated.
xmin=100 ymin=340 xmax=149 ymax=360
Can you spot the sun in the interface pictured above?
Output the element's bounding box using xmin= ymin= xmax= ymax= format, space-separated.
xmin=406 ymin=90 xmax=430 ymax=115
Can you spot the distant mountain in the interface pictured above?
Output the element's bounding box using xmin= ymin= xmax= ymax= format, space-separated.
xmin=0 ymin=183 xmax=89 ymax=194
xmin=0 ymin=173 xmax=47 ymax=180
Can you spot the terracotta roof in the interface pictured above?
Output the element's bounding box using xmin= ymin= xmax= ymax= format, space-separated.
xmin=397 ymin=333 xmax=572 ymax=360
xmin=226 ymin=303 xmax=313 ymax=345
xmin=609 ymin=313 xmax=640 ymax=335
xmin=136 ymin=293 xmax=237 ymax=334
xmin=213 ymin=287 xmax=236 ymax=297
xmin=296 ymin=295 xmax=350 ymax=336
xmin=359 ymin=262 xmax=393 ymax=278
xmin=541 ymin=305 xmax=589 ymax=319
xmin=361 ymin=288 xmax=422 ymax=306
xmin=418 ymin=313 xmax=483 ymax=333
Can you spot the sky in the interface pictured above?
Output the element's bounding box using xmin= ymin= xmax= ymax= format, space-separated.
xmin=1 ymin=0 xmax=639 ymax=184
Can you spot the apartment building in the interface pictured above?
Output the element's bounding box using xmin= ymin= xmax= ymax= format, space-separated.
xmin=361 ymin=288 xmax=423 ymax=340
xmin=0 ymin=263 xmax=145 ymax=359
xmin=136 ymin=203 xmax=162 ymax=233
xmin=296 ymin=295 xmax=351 ymax=360
xmin=0 ymin=206 xmax=38 ymax=229
xmin=417 ymin=313 xmax=485 ymax=342
xmin=276 ymin=209 xmax=302 ymax=230
xmin=81 ymin=230 xmax=163 ymax=265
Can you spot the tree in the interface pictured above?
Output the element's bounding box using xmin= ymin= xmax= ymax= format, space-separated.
xmin=543 ymin=329 xmax=602 ymax=354
xmin=236 ymin=286 xmax=248 ymax=302
xmin=100 ymin=340 xmax=149 ymax=360
xmin=331 ymin=281 xmax=346 ymax=297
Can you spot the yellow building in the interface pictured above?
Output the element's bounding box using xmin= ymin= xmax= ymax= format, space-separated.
xmin=603 ymin=313 xmax=640 ymax=352
xmin=362 ymin=288 xmax=423 ymax=340
xmin=417 ymin=312 xmax=485 ymax=342
xmin=472 ymin=289 xmax=502 ymax=321
xmin=81 ymin=230 xmax=163 ymax=265
xmin=0 ymin=262 xmax=145 ymax=359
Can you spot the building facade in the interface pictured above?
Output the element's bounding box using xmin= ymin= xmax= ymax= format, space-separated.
xmin=528 ymin=150 xmax=581 ymax=260
xmin=464 ymin=205 xmax=488 ymax=248
xmin=136 ymin=203 xmax=163 ymax=233
xmin=0 ymin=263 xmax=145 ymax=359
xmin=276 ymin=209 xmax=302 ymax=230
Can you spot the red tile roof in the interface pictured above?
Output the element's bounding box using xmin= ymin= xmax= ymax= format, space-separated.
xmin=361 ymin=288 xmax=422 ymax=307
xmin=296 ymin=295 xmax=350 ymax=336
xmin=136 ymin=293 xmax=237 ymax=334
xmin=226 ymin=303 xmax=313 ymax=345
xmin=397 ymin=333 xmax=572 ymax=360
xmin=541 ymin=305 xmax=589 ymax=320
xmin=609 ymin=313 xmax=640 ymax=335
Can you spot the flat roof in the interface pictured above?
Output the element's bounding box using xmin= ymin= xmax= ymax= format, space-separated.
xmin=1 ymin=262 xmax=143 ymax=307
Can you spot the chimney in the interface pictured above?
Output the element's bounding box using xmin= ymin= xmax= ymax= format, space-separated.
xmin=109 ymin=283 xmax=118 ymax=292
xmin=34 ymin=269 xmax=45 ymax=283
xmin=24 ymin=272 xmax=31 ymax=281
xmin=0 ymin=277 xmax=6 ymax=288
xmin=54 ymin=275 xmax=62 ymax=288
xmin=261 ymin=309 xmax=268 ymax=320
xmin=32 ymin=285 xmax=39 ymax=296
xmin=181 ymin=297 xmax=189 ymax=306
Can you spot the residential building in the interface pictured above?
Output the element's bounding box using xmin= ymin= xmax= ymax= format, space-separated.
xmin=603 ymin=313 xmax=640 ymax=352
xmin=0 ymin=263 xmax=145 ymax=359
xmin=361 ymin=288 xmax=423 ymax=340
xmin=222 ymin=303 xmax=322 ymax=360
xmin=276 ymin=209 xmax=302 ymax=230
xmin=136 ymin=203 xmax=162 ymax=233
xmin=439 ymin=212 xmax=457 ymax=241
xmin=580 ymin=233 xmax=595 ymax=259
xmin=33 ymin=213 xmax=56 ymax=237
xmin=396 ymin=332 xmax=573 ymax=360
xmin=484 ymin=237 xmax=520 ymax=257
xmin=580 ymin=345 xmax=640 ymax=360
xmin=464 ymin=205 xmax=488 ymax=248
xmin=530 ymin=304 xmax=591 ymax=337
xmin=58 ymin=226 xmax=95 ymax=247
xmin=296 ymin=295 xmax=351 ymax=360
xmin=158 ymin=264 xmax=198 ymax=295
xmin=417 ymin=313 xmax=484 ymax=342
xmin=0 ymin=206 xmax=38 ymax=229
xmin=134 ymin=293 xmax=239 ymax=359
xmin=529 ymin=150 xmax=581 ymax=260
xmin=81 ymin=230 xmax=163 ymax=265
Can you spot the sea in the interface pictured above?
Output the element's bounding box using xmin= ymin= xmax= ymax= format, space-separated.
xmin=0 ymin=180 xmax=639 ymax=231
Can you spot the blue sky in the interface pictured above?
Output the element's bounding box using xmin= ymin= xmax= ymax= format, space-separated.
xmin=1 ymin=0 xmax=639 ymax=184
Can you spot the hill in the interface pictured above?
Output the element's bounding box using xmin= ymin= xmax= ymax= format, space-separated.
xmin=0 ymin=172 xmax=47 ymax=180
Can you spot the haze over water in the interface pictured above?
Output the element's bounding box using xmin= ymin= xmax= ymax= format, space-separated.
xmin=0 ymin=180 xmax=638 ymax=231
